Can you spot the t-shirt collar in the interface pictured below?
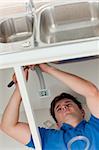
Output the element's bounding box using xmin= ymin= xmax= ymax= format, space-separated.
xmin=60 ymin=119 xmax=86 ymax=131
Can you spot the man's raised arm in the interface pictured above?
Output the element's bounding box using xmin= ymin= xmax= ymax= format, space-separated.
xmin=1 ymin=68 xmax=31 ymax=145
xmin=39 ymin=64 xmax=99 ymax=118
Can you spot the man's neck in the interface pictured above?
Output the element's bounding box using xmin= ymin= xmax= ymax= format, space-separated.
xmin=59 ymin=118 xmax=83 ymax=128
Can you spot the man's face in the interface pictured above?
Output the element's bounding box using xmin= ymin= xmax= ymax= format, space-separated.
xmin=54 ymin=99 xmax=84 ymax=126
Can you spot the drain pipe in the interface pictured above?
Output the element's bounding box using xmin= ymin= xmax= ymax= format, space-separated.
xmin=34 ymin=65 xmax=46 ymax=89
xmin=33 ymin=65 xmax=50 ymax=98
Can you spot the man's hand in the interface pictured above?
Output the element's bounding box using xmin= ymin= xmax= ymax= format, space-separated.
xmin=28 ymin=63 xmax=51 ymax=73
xmin=8 ymin=66 xmax=30 ymax=88
xmin=12 ymin=66 xmax=29 ymax=85
xmin=39 ymin=64 xmax=50 ymax=73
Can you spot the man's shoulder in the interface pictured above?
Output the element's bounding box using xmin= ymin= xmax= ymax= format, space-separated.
xmin=38 ymin=126 xmax=62 ymax=136
xmin=88 ymin=114 xmax=99 ymax=124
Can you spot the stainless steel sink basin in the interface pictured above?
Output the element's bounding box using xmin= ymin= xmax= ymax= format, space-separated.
xmin=38 ymin=2 xmax=99 ymax=45
xmin=0 ymin=1 xmax=36 ymax=54
xmin=0 ymin=16 xmax=34 ymax=43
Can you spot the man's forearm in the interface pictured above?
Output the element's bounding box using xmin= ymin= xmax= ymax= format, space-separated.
xmin=1 ymin=85 xmax=22 ymax=129
xmin=47 ymin=66 xmax=98 ymax=98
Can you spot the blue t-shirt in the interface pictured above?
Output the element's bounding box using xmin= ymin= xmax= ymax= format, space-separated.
xmin=26 ymin=115 xmax=99 ymax=150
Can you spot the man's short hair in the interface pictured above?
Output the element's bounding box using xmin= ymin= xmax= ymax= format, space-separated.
xmin=50 ymin=92 xmax=83 ymax=122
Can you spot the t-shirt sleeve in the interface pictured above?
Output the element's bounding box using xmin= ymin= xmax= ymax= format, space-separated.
xmin=25 ymin=134 xmax=35 ymax=148
xmin=25 ymin=127 xmax=46 ymax=149
xmin=89 ymin=114 xmax=99 ymax=126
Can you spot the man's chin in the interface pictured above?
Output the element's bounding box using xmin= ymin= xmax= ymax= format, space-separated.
xmin=63 ymin=114 xmax=76 ymax=122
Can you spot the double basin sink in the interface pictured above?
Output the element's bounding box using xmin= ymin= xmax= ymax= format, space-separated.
xmin=0 ymin=1 xmax=99 ymax=53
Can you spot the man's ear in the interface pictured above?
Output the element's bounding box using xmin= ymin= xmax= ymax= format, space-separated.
xmin=56 ymin=122 xmax=62 ymax=128
xmin=81 ymin=109 xmax=85 ymax=118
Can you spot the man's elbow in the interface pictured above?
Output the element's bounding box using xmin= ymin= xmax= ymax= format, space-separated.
xmin=87 ymin=84 xmax=99 ymax=97
xmin=1 ymin=121 xmax=12 ymax=133
xmin=1 ymin=121 xmax=8 ymax=132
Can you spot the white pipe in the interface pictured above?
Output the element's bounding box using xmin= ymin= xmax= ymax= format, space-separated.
xmin=14 ymin=66 xmax=42 ymax=150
